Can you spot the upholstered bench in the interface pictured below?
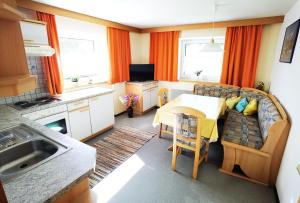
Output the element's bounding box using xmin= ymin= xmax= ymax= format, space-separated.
xmin=193 ymin=82 xmax=290 ymax=186
xmin=223 ymin=110 xmax=263 ymax=149
xmin=194 ymin=82 xmax=240 ymax=99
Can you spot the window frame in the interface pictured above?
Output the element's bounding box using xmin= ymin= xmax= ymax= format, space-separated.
xmin=55 ymin=15 xmax=109 ymax=90
xmin=178 ymin=36 xmax=225 ymax=82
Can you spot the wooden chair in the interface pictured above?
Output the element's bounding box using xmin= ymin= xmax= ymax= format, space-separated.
xmin=157 ymin=88 xmax=168 ymax=107
xmin=170 ymin=106 xmax=209 ymax=179
xmin=158 ymin=88 xmax=169 ymax=138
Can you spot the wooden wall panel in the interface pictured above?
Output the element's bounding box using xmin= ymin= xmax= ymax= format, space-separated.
xmin=141 ymin=16 xmax=284 ymax=32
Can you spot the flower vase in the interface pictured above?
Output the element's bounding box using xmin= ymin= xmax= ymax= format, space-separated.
xmin=127 ymin=106 xmax=133 ymax=118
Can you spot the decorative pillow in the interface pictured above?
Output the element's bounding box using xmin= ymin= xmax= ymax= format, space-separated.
xmin=226 ymin=96 xmax=241 ymax=109
xmin=235 ymin=98 xmax=248 ymax=112
xmin=243 ymin=99 xmax=258 ymax=116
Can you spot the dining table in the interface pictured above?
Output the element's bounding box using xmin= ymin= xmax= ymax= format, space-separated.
xmin=153 ymin=94 xmax=226 ymax=143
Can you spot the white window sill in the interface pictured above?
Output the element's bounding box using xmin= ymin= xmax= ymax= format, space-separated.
xmin=63 ymin=81 xmax=109 ymax=93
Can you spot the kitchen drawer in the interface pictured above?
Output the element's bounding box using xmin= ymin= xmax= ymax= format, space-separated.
xmin=67 ymin=99 xmax=89 ymax=111
xmin=142 ymin=83 xmax=158 ymax=91
xmin=22 ymin=105 xmax=67 ymax=120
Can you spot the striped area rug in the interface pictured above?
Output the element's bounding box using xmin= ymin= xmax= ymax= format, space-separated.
xmin=88 ymin=126 xmax=157 ymax=188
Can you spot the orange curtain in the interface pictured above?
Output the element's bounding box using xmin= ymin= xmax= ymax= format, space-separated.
xmin=149 ymin=31 xmax=179 ymax=81
xmin=107 ymin=27 xmax=131 ymax=84
xmin=36 ymin=12 xmax=63 ymax=95
xmin=220 ymin=25 xmax=263 ymax=87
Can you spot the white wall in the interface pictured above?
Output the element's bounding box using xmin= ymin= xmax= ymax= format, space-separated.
xmin=270 ymin=0 xmax=300 ymax=202
xmin=256 ymin=23 xmax=282 ymax=91
xmin=180 ymin=27 xmax=226 ymax=38
xmin=130 ymin=32 xmax=150 ymax=63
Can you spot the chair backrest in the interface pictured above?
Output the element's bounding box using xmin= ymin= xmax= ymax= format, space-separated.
xmin=170 ymin=106 xmax=206 ymax=140
xmin=157 ymin=88 xmax=168 ymax=107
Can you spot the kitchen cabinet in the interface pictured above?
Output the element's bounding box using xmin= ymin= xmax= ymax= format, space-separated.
xmin=126 ymin=81 xmax=158 ymax=114
xmin=67 ymin=100 xmax=92 ymax=140
xmin=67 ymin=92 xmax=115 ymax=141
xmin=20 ymin=20 xmax=55 ymax=56
xmin=0 ymin=0 xmax=37 ymax=96
xmin=20 ymin=20 xmax=48 ymax=45
xmin=89 ymin=93 xmax=115 ymax=134
xmin=150 ymin=86 xmax=159 ymax=107
xmin=142 ymin=89 xmax=151 ymax=111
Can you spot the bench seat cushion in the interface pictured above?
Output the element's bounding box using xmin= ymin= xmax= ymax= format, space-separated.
xmin=223 ymin=110 xmax=263 ymax=149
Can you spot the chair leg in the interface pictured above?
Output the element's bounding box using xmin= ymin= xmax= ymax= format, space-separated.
xmin=172 ymin=140 xmax=177 ymax=171
xmin=158 ymin=123 xmax=162 ymax=138
xmin=172 ymin=147 xmax=177 ymax=171
xmin=193 ymin=149 xmax=200 ymax=179
xmin=205 ymin=141 xmax=209 ymax=162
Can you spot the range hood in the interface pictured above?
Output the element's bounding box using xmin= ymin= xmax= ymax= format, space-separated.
xmin=21 ymin=20 xmax=55 ymax=57
xmin=24 ymin=44 xmax=55 ymax=56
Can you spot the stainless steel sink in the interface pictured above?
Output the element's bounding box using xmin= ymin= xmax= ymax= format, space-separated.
xmin=0 ymin=124 xmax=70 ymax=180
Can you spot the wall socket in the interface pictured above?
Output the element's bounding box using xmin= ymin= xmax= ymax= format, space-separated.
xmin=297 ymin=164 xmax=300 ymax=176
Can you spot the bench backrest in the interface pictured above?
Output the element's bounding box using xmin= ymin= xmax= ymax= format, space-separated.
xmin=258 ymin=97 xmax=282 ymax=141
xmin=194 ymin=83 xmax=240 ymax=99
xmin=239 ymin=88 xmax=269 ymax=101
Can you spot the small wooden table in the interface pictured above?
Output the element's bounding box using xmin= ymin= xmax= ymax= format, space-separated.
xmin=153 ymin=94 xmax=226 ymax=142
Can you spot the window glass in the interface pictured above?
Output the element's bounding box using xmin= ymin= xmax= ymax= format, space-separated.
xmin=56 ymin=15 xmax=109 ymax=89
xmin=179 ymin=37 xmax=225 ymax=82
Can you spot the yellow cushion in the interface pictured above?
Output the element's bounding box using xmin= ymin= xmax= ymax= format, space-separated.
xmin=226 ymin=96 xmax=241 ymax=109
xmin=243 ymin=99 xmax=258 ymax=116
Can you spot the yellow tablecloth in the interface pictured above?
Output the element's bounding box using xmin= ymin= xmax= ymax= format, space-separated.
xmin=153 ymin=94 xmax=226 ymax=142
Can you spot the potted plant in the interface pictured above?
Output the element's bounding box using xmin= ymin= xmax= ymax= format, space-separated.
xmin=119 ymin=94 xmax=139 ymax=118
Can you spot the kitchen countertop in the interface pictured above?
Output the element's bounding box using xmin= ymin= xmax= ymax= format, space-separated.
xmin=11 ymin=86 xmax=114 ymax=115
xmin=55 ymin=86 xmax=114 ymax=103
xmin=0 ymin=105 xmax=96 ymax=203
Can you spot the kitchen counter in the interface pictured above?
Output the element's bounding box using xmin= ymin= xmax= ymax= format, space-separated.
xmin=0 ymin=105 xmax=96 ymax=203
xmin=55 ymin=86 xmax=114 ymax=103
xmin=10 ymin=86 xmax=114 ymax=115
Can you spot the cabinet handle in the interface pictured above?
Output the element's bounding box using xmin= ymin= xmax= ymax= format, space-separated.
xmin=79 ymin=107 xmax=90 ymax=112
xmin=72 ymin=101 xmax=85 ymax=106
xmin=69 ymin=106 xmax=89 ymax=113
xmin=90 ymin=97 xmax=99 ymax=101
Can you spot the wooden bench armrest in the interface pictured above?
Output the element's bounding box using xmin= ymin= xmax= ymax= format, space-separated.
xmin=222 ymin=140 xmax=270 ymax=158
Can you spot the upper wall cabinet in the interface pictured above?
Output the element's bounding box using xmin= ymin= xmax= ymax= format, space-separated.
xmin=0 ymin=0 xmax=37 ymax=96
xmin=20 ymin=20 xmax=55 ymax=56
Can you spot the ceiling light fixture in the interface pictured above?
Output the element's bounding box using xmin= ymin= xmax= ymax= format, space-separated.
xmin=201 ymin=3 xmax=223 ymax=52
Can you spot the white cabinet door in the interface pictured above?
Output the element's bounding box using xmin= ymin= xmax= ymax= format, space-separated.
xmin=20 ymin=21 xmax=49 ymax=45
xmin=68 ymin=107 xmax=92 ymax=140
xmin=142 ymin=90 xmax=151 ymax=111
xmin=150 ymin=87 xmax=158 ymax=107
xmin=89 ymin=93 xmax=115 ymax=134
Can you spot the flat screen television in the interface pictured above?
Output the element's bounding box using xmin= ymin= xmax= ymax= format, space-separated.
xmin=129 ymin=64 xmax=154 ymax=82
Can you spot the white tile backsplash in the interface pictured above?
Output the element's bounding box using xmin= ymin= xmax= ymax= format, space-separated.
xmin=0 ymin=56 xmax=50 ymax=105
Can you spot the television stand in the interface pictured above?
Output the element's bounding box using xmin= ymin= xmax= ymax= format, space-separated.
xmin=126 ymin=81 xmax=158 ymax=115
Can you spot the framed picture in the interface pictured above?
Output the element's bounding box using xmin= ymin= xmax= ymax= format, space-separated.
xmin=279 ymin=19 xmax=300 ymax=63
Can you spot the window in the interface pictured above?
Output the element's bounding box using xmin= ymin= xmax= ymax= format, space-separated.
xmin=56 ymin=16 xmax=109 ymax=89
xmin=179 ymin=37 xmax=225 ymax=82
xmin=59 ymin=37 xmax=99 ymax=80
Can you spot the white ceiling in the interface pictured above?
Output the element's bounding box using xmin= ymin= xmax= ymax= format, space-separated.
xmin=34 ymin=0 xmax=297 ymax=28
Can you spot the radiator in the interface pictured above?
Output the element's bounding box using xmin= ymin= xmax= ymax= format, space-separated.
xmin=169 ymin=89 xmax=193 ymax=100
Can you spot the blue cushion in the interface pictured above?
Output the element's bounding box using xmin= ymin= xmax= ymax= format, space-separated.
xmin=236 ymin=98 xmax=248 ymax=112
